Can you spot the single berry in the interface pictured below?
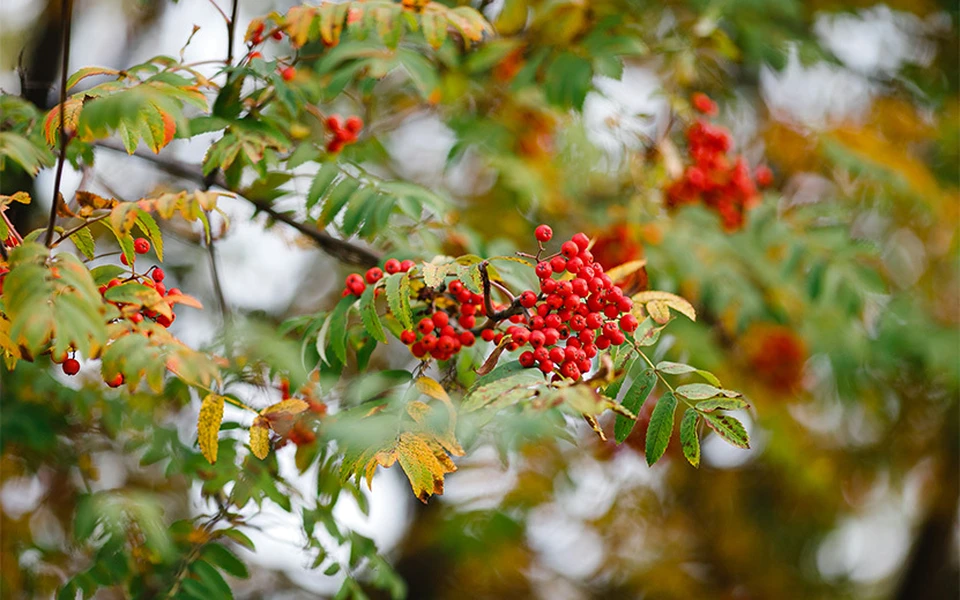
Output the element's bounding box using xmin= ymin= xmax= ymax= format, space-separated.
xmin=550 ymin=256 xmax=567 ymax=273
xmin=121 ymin=253 xmax=131 ymax=266
xmin=365 ymin=267 xmax=383 ymax=284
xmin=384 ymin=258 xmax=401 ymax=274
xmin=157 ymin=313 xmax=176 ymax=327
xmin=692 ymin=92 xmax=718 ymax=115
xmin=519 ymin=351 xmax=536 ymax=368
xmin=248 ymin=51 xmax=263 ymax=61
xmin=421 ymin=334 xmax=438 ymax=351
xmin=417 ymin=318 xmax=434 ymax=335
xmin=154 ymin=283 xmax=166 ymax=297
xmin=560 ymin=241 xmax=579 ymax=259
xmin=538 ymin=360 xmax=555 ymax=374
xmin=399 ymin=260 xmax=415 ymax=272
xmin=62 ymin=358 xmax=81 ymax=376
xmin=459 ymin=331 xmax=476 ymax=347
xmin=519 ymin=290 xmax=538 ymax=308
xmin=619 ymin=314 xmax=639 ymax=332
xmin=432 ymin=312 xmax=449 ymax=328
xmin=534 ymin=224 xmax=553 ymax=243
xmin=106 ymin=373 xmax=124 ymax=388
xmin=571 ymin=232 xmax=590 ymax=251
xmin=756 ymin=164 xmax=774 ymax=187
xmin=280 ymin=66 xmax=296 ymax=81
xmin=535 ymin=262 xmax=553 ymax=279
xmin=480 ymin=329 xmax=496 ymax=342
xmin=400 ymin=330 xmax=417 ymax=345
xmin=272 ymin=30 xmax=283 ymax=40
xmin=152 ymin=268 xmax=165 ymax=283
xmin=344 ymin=116 xmax=363 ymax=134
xmin=326 ymin=114 xmax=343 ymax=130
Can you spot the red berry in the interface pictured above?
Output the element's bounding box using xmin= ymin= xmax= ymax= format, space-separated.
xmin=399 ymin=260 xmax=415 ymax=272
xmin=248 ymin=51 xmax=263 ymax=61
xmin=326 ymin=114 xmax=343 ymax=130
xmin=157 ymin=313 xmax=176 ymax=327
xmin=458 ymin=315 xmax=476 ymax=329
xmin=578 ymin=359 xmax=592 ymax=374
xmin=344 ymin=116 xmax=363 ymax=134
xmin=620 ymin=314 xmax=639 ymax=332
xmin=571 ymin=278 xmax=589 ymax=296
xmin=280 ymin=66 xmax=296 ymax=81
xmin=540 ymin=278 xmax=558 ymax=293
xmin=519 ymin=351 xmax=536 ymax=368
xmin=550 ymin=256 xmax=567 ymax=273
xmin=252 ymin=33 xmax=263 ymax=44
xmin=432 ymin=312 xmax=449 ymax=328
xmin=560 ymin=361 xmax=581 ymax=380
xmin=437 ymin=335 xmax=456 ymax=354
xmin=365 ymin=267 xmax=383 ymax=284
xmin=272 ymin=30 xmax=284 ymax=40
xmin=106 ymin=373 xmax=124 ymax=388
xmin=280 ymin=379 xmax=291 ymax=399
xmin=566 ymin=257 xmax=583 ymax=273
xmin=480 ymin=329 xmax=496 ymax=342
xmin=121 ymin=253 xmax=130 ymax=266
xmin=535 ymin=224 xmax=553 ymax=242
xmin=538 ymin=360 xmax=555 ymax=374
xmin=417 ymin=318 xmax=435 ymax=335
xmin=154 ymin=283 xmax=166 ymax=296
xmin=535 ymin=262 xmax=553 ymax=279
xmin=384 ymin=258 xmax=401 ymax=274
xmin=130 ymin=312 xmax=144 ymax=324
xmin=756 ymin=164 xmax=774 ymax=187
xmin=152 ymin=268 xmax=165 ymax=283
xmin=519 ymin=290 xmax=538 ymax=308
xmin=253 ymin=22 xmax=265 ymax=36
xmin=529 ymin=330 xmax=546 ymax=348
xmin=421 ymin=334 xmax=438 ymax=351
xmin=692 ymin=92 xmax=718 ymax=115
xmin=560 ymin=241 xmax=579 ymax=259
xmin=349 ymin=281 xmax=365 ymax=297
xmin=571 ymin=232 xmax=590 ymax=251
xmin=62 ymin=358 xmax=80 ymax=376
xmin=459 ymin=331 xmax=476 ymax=347
xmin=411 ymin=342 xmax=426 ymax=358
xmin=548 ymin=347 xmax=565 ymax=363
xmin=400 ymin=330 xmax=417 ymax=345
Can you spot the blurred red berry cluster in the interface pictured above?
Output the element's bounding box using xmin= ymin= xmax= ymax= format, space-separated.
xmin=342 ymin=258 xmax=416 ymax=298
xmin=666 ymin=93 xmax=774 ymax=230
xmin=325 ymin=114 xmax=363 ymax=153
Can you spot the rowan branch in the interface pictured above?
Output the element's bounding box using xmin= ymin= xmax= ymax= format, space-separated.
xmin=94 ymin=141 xmax=382 ymax=267
xmin=43 ymin=0 xmax=74 ymax=248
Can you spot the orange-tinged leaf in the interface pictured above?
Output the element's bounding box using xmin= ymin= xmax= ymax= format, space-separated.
xmin=43 ymin=97 xmax=84 ymax=145
xmin=164 ymin=291 xmax=203 ymax=310
xmin=260 ymin=398 xmax=309 ymax=435
xmin=632 ymin=290 xmax=696 ymax=322
xmin=110 ymin=203 xmax=141 ymax=236
xmin=250 ymin=416 xmax=271 ymax=459
xmin=198 ymin=393 xmax=225 ymax=464
xmin=76 ymin=190 xmax=119 ymax=213
xmin=65 ymin=66 xmax=120 ymax=91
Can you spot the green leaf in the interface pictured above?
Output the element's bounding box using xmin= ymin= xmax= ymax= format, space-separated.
xmin=200 ymin=543 xmax=249 ymax=579
xmin=421 ymin=262 xmax=447 ymax=288
xmin=339 ymin=183 xmax=373 ymax=235
xmin=190 ymin=560 xmax=233 ymax=598
xmin=696 ymin=397 xmax=750 ymax=412
xmin=359 ymin=285 xmax=386 ymax=343
xmin=634 ymin=317 xmax=667 ymax=346
xmin=71 ymin=226 xmax=96 ymax=259
xmin=644 ymin=391 xmax=677 ymax=467
xmin=134 ymin=212 xmax=164 ymax=262
xmin=329 ymin=296 xmax=354 ymax=363
xmin=462 ymin=368 xmax=543 ymax=412
xmin=308 ymin=163 xmax=340 ymax=211
xmin=655 ymin=361 xmax=697 ymax=375
xmin=701 ymin=412 xmax=750 ymax=449
xmin=385 ymin=272 xmax=413 ymax=330
xmin=679 ymin=409 xmax=700 ymax=468
xmin=544 ymin=52 xmax=593 ymax=109
xmin=90 ymin=264 xmax=127 ymax=285
xmin=614 ymin=368 xmax=656 ymax=443
xmin=675 ymin=383 xmax=725 ymax=400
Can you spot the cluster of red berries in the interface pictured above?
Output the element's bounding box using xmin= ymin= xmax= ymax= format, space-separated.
xmin=509 ymin=226 xmax=637 ymax=381
xmin=98 ymin=264 xmax=180 ymax=329
xmin=325 ymin=114 xmax=363 ymax=153
xmin=342 ymin=257 xmax=416 ymax=298
xmin=666 ymin=93 xmax=773 ymax=230
xmin=250 ymin=21 xmax=284 ymax=46
xmin=402 ymin=288 xmax=482 ymax=361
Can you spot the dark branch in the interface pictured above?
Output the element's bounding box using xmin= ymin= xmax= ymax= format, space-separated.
xmin=94 ymin=141 xmax=382 ymax=267
xmin=43 ymin=0 xmax=73 ymax=248
xmin=473 ymin=261 xmax=526 ymax=333
xmin=225 ymin=0 xmax=239 ymax=66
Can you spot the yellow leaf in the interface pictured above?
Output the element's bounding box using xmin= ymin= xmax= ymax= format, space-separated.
xmin=396 ymin=432 xmax=457 ymax=503
xmin=198 ymin=393 xmax=225 ymax=464
xmin=605 ymin=259 xmax=648 ymax=284
xmin=250 ymin=416 xmax=271 ymax=460
xmin=415 ymin=376 xmax=450 ymax=403
xmin=632 ymin=290 xmax=697 ymax=322
xmin=646 ymin=300 xmax=671 ymax=325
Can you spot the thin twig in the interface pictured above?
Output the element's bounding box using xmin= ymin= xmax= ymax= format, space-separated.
xmin=225 ymin=0 xmax=239 ymax=66
xmin=93 ymin=141 xmax=382 ymax=267
xmin=205 ymin=0 xmax=229 ymax=24
xmin=52 ymin=213 xmax=110 ymax=246
xmin=43 ymin=0 xmax=74 ymax=248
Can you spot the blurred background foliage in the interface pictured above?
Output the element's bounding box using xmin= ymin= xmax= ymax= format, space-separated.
xmin=0 ymin=0 xmax=957 ymax=598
